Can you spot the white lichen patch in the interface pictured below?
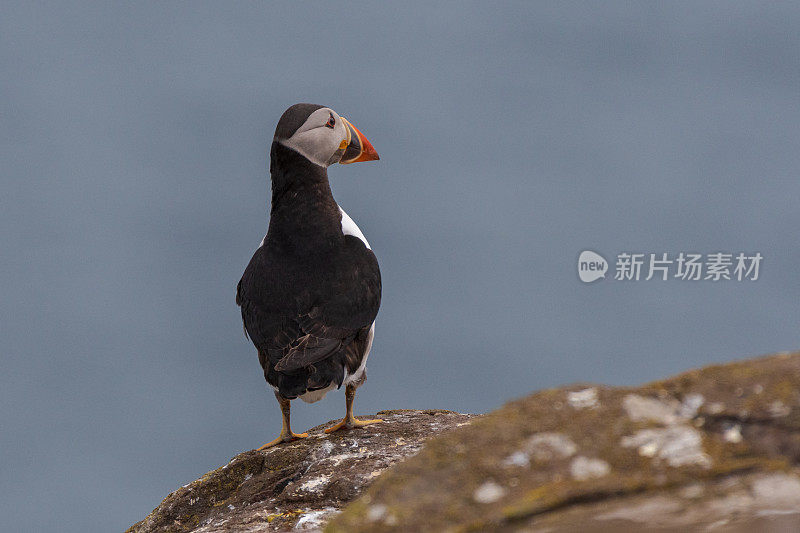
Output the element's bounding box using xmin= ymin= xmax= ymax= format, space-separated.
xmin=722 ymin=424 xmax=743 ymax=443
xmin=473 ymin=481 xmax=506 ymax=504
xmin=294 ymin=507 xmax=339 ymax=530
xmin=623 ymin=394 xmax=682 ymax=425
xmin=568 ymin=387 xmax=600 ymax=409
xmin=526 ymin=432 xmax=578 ymax=461
xmin=679 ymin=483 xmax=705 ymax=499
xmin=621 ymin=426 xmax=711 ymax=468
xmin=751 ymin=474 xmax=800 ymax=507
xmin=570 ymin=456 xmax=611 ymax=480
xmin=360 ymin=502 xmax=399 ymax=526
xmin=768 ymin=400 xmax=791 ymax=418
xmin=299 ymin=475 xmax=330 ymax=493
xmin=638 ymin=441 xmax=659 ymax=457
xmin=366 ymin=504 xmax=387 ymax=522
xmin=678 ymin=393 xmax=705 ymax=419
xmin=503 ymin=432 xmax=578 ymax=467
xmin=503 ymin=451 xmax=530 ymax=468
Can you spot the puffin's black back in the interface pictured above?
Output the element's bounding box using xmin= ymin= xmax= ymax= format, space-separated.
xmin=237 ymin=137 xmax=381 ymax=399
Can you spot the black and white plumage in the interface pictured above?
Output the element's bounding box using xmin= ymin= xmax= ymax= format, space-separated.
xmin=237 ymin=103 xmax=382 ymax=447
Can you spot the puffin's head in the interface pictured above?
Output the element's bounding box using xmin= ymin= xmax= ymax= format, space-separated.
xmin=273 ymin=103 xmax=379 ymax=168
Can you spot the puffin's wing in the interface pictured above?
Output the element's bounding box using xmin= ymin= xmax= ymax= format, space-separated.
xmin=271 ymin=308 xmax=357 ymax=371
xmin=236 ymin=288 xmax=374 ymax=373
xmin=236 ymin=302 xmax=363 ymax=373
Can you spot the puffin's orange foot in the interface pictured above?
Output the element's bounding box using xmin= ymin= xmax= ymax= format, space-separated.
xmin=257 ymin=431 xmax=309 ymax=450
xmin=324 ymin=417 xmax=383 ymax=434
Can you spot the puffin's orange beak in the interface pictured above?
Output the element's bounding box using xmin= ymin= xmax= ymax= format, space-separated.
xmin=339 ymin=117 xmax=379 ymax=164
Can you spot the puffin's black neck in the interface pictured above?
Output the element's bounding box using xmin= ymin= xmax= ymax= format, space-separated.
xmin=266 ymin=142 xmax=342 ymax=249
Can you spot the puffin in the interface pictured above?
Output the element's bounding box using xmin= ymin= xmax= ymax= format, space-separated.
xmin=237 ymin=103 xmax=382 ymax=449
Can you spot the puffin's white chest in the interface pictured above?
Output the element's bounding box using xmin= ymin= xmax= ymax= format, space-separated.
xmin=338 ymin=206 xmax=370 ymax=249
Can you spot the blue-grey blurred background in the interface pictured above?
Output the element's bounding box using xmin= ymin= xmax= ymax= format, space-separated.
xmin=2 ymin=2 xmax=799 ymax=531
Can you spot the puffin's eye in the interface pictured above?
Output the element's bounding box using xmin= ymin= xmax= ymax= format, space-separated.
xmin=325 ymin=113 xmax=335 ymax=129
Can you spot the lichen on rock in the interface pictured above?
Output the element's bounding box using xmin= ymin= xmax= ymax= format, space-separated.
xmin=128 ymin=352 xmax=800 ymax=532
xmin=126 ymin=410 xmax=476 ymax=532
xmin=328 ymin=352 xmax=800 ymax=532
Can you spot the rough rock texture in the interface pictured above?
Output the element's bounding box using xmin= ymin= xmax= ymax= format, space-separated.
xmin=126 ymin=410 xmax=475 ymax=533
xmin=130 ymin=352 xmax=800 ymax=532
xmin=329 ymin=352 xmax=800 ymax=532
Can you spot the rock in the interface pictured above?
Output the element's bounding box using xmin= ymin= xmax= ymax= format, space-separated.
xmin=130 ymin=353 xmax=800 ymax=532
xmin=329 ymin=352 xmax=800 ymax=532
xmin=126 ymin=410 xmax=476 ymax=533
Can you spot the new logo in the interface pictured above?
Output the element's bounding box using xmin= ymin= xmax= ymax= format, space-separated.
xmin=578 ymin=250 xmax=608 ymax=283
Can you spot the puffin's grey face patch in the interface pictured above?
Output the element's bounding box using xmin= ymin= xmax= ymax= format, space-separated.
xmin=277 ymin=107 xmax=349 ymax=167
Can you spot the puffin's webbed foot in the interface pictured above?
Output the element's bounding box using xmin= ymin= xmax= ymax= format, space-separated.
xmin=257 ymin=392 xmax=308 ymax=450
xmin=324 ymin=383 xmax=382 ymax=433
xmin=325 ymin=416 xmax=382 ymax=433
xmin=257 ymin=430 xmax=309 ymax=450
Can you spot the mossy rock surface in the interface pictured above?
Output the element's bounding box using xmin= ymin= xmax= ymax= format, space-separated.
xmin=328 ymin=352 xmax=800 ymax=532
xmin=127 ymin=410 xmax=476 ymax=532
xmin=129 ymin=353 xmax=800 ymax=532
